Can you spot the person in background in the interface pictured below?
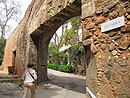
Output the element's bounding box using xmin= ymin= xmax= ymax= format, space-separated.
xmin=22 ymin=63 xmax=37 ymax=98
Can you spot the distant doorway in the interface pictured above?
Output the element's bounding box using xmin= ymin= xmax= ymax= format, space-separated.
xmin=13 ymin=51 xmax=16 ymax=66
xmin=12 ymin=50 xmax=16 ymax=74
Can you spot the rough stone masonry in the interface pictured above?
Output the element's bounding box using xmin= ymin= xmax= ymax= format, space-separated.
xmin=82 ymin=0 xmax=130 ymax=98
xmin=2 ymin=0 xmax=130 ymax=98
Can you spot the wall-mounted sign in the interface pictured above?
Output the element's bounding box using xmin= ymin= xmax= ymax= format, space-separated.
xmin=101 ymin=16 xmax=125 ymax=32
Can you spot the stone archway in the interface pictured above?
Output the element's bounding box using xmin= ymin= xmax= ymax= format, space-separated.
xmin=31 ymin=0 xmax=82 ymax=83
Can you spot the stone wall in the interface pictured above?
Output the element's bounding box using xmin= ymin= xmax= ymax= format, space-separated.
xmin=3 ymin=0 xmax=81 ymax=83
xmin=15 ymin=0 xmax=44 ymax=78
xmin=82 ymin=0 xmax=130 ymax=98
xmin=2 ymin=0 xmax=40 ymax=76
xmin=3 ymin=31 xmax=17 ymax=72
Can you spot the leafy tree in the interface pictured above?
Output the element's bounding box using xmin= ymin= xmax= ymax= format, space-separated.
xmin=48 ymin=42 xmax=59 ymax=55
xmin=48 ymin=16 xmax=82 ymax=64
xmin=48 ymin=42 xmax=60 ymax=64
xmin=0 ymin=0 xmax=21 ymax=65
xmin=60 ymin=16 xmax=82 ymax=46
xmin=51 ymin=16 xmax=81 ymax=49
xmin=0 ymin=0 xmax=21 ymax=41
xmin=0 ymin=39 xmax=6 ymax=65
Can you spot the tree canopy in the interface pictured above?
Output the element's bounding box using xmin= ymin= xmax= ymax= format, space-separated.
xmin=0 ymin=0 xmax=21 ymax=64
xmin=0 ymin=0 xmax=21 ymax=39
xmin=59 ymin=16 xmax=82 ymax=46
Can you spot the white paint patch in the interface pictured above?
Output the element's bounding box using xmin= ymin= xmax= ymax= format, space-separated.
xmin=86 ymin=87 xmax=96 ymax=98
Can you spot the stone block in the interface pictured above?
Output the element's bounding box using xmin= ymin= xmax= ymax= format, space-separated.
xmin=101 ymin=44 xmax=107 ymax=50
xmin=108 ymin=43 xmax=116 ymax=51
xmin=96 ymin=0 xmax=110 ymax=8
xmin=90 ymin=44 xmax=98 ymax=53
xmin=114 ymin=35 xmax=122 ymax=40
xmin=127 ymin=15 xmax=130 ymax=20
xmin=95 ymin=17 xmax=105 ymax=25
xmin=122 ymin=75 xmax=129 ymax=83
xmin=83 ymin=39 xmax=92 ymax=46
xmin=112 ymin=50 xmax=117 ymax=56
xmin=126 ymin=53 xmax=130 ymax=58
xmin=129 ymin=73 xmax=130 ymax=80
xmin=104 ymin=66 xmax=110 ymax=74
xmin=46 ymin=0 xmax=52 ymax=4
xmin=109 ymin=32 xmax=117 ymax=37
xmin=118 ymin=94 xmax=128 ymax=98
xmin=118 ymin=60 xmax=127 ymax=66
xmin=105 ymin=71 xmax=111 ymax=81
xmin=98 ymin=33 xmax=105 ymax=39
xmin=113 ymin=73 xmax=122 ymax=84
xmin=103 ymin=6 xmax=109 ymax=14
xmin=92 ymin=36 xmax=98 ymax=41
xmin=81 ymin=0 xmax=86 ymax=4
xmin=121 ymin=24 xmax=130 ymax=33
xmin=127 ymin=8 xmax=130 ymax=14
xmin=96 ymin=8 xmax=103 ymax=15
xmin=108 ymin=59 xmax=115 ymax=66
xmin=86 ymin=23 xmax=95 ymax=30
xmin=108 ymin=0 xmax=117 ymax=9
xmin=83 ymin=30 xmax=92 ymax=39
xmin=117 ymin=4 xmax=126 ymax=16
xmin=52 ymin=0 xmax=62 ymax=8
xmin=119 ymin=38 xmax=130 ymax=50
xmin=108 ymin=11 xmax=118 ymax=19
xmin=82 ymin=3 xmax=95 ymax=19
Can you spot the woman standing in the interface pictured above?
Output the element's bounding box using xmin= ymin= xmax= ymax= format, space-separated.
xmin=22 ymin=63 xmax=37 ymax=98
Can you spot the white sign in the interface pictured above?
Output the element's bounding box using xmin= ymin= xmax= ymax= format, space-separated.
xmin=101 ymin=16 xmax=125 ymax=32
xmin=86 ymin=87 xmax=96 ymax=98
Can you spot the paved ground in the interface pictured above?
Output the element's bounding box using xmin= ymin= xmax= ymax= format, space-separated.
xmin=0 ymin=69 xmax=86 ymax=98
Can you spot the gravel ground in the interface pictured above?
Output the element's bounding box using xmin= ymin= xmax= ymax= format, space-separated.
xmin=0 ymin=82 xmax=23 ymax=98
xmin=0 ymin=82 xmax=21 ymax=91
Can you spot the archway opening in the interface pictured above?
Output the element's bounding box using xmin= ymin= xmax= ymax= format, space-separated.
xmin=30 ymin=0 xmax=82 ymax=84
xmin=30 ymin=0 xmax=96 ymax=97
xmin=48 ymin=16 xmax=86 ymax=75
xmin=47 ymin=15 xmax=86 ymax=96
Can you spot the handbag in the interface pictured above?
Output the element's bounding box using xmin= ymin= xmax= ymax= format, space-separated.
xmin=29 ymin=71 xmax=37 ymax=88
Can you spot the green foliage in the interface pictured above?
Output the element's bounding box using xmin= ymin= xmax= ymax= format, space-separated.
xmin=0 ymin=39 xmax=6 ymax=65
xmin=70 ymin=16 xmax=82 ymax=30
xmin=48 ymin=42 xmax=59 ymax=56
xmin=67 ymin=44 xmax=79 ymax=65
xmin=48 ymin=43 xmax=86 ymax=70
xmin=48 ymin=16 xmax=84 ymax=73
xmin=48 ymin=64 xmax=74 ymax=73
xmin=48 ymin=42 xmax=60 ymax=64
xmin=60 ymin=16 xmax=81 ymax=46
xmin=60 ymin=29 xmax=75 ymax=45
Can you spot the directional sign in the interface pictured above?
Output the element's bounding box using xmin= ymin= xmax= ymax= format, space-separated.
xmin=101 ymin=16 xmax=125 ymax=32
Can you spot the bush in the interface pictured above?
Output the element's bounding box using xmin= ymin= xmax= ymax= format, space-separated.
xmin=48 ymin=64 xmax=74 ymax=73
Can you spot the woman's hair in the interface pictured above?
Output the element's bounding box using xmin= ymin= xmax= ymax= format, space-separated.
xmin=27 ymin=62 xmax=34 ymax=68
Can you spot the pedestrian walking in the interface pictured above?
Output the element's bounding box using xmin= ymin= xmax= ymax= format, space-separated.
xmin=22 ymin=63 xmax=37 ymax=98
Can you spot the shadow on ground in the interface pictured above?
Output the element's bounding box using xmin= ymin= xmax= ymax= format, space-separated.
xmin=47 ymin=70 xmax=86 ymax=94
